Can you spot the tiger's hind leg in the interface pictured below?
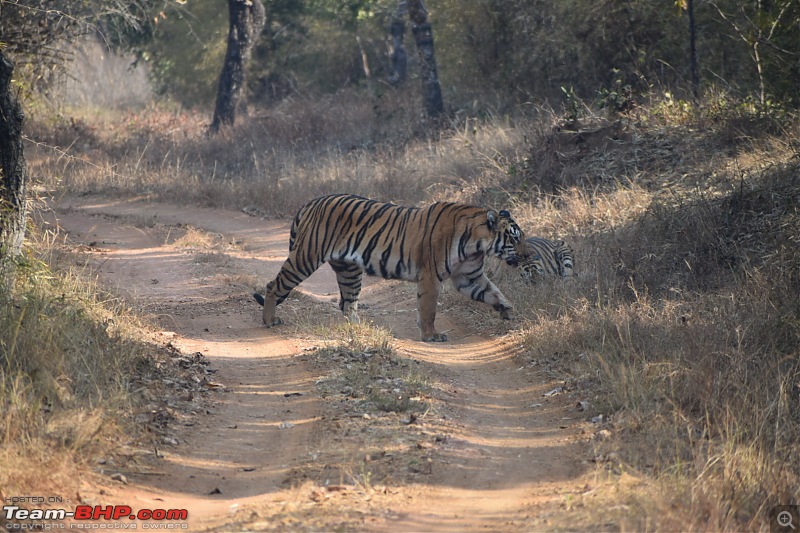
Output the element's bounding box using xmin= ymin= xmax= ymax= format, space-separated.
xmin=258 ymin=254 xmax=323 ymax=327
xmin=329 ymin=260 xmax=363 ymax=324
xmin=259 ymin=278 xmax=283 ymax=327
xmin=555 ymin=242 xmax=576 ymax=277
xmin=416 ymin=276 xmax=446 ymax=342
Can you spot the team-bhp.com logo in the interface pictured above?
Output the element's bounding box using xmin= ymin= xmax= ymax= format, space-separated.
xmin=3 ymin=499 xmax=189 ymax=530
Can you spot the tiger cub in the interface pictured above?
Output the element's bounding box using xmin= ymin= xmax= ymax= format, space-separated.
xmin=518 ymin=237 xmax=575 ymax=282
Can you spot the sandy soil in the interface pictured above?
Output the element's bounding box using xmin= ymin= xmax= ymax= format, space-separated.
xmin=46 ymin=195 xmax=591 ymax=532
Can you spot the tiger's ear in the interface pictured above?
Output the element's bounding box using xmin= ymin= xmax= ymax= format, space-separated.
xmin=499 ymin=209 xmax=511 ymax=218
xmin=487 ymin=210 xmax=498 ymax=230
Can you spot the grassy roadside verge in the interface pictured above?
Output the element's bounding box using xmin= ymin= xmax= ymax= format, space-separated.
xmin=510 ymin=105 xmax=800 ymax=530
xmin=0 ymin=224 xmax=208 ymax=519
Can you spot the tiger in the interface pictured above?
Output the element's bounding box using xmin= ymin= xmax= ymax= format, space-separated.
xmin=517 ymin=237 xmax=575 ymax=282
xmin=252 ymin=193 xmax=526 ymax=342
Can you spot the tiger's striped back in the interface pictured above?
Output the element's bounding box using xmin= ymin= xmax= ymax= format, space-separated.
xmin=519 ymin=237 xmax=575 ymax=282
xmin=285 ymin=194 xmax=521 ymax=282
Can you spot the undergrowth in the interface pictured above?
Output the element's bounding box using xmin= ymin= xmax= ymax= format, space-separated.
xmin=0 ymin=228 xmax=161 ymax=500
xmin=313 ymin=323 xmax=431 ymax=416
xmin=513 ymin=103 xmax=800 ymax=530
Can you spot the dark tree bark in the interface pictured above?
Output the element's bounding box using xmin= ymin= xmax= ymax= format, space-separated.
xmin=688 ymin=0 xmax=699 ymax=100
xmin=209 ymin=0 xmax=266 ymax=134
xmin=0 ymin=51 xmax=28 ymax=277
xmin=407 ymin=0 xmax=443 ymax=118
xmin=387 ymin=1 xmax=408 ymax=87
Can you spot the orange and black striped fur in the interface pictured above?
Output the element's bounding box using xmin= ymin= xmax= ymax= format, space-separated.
xmin=518 ymin=237 xmax=575 ymax=282
xmin=253 ymin=194 xmax=526 ymax=342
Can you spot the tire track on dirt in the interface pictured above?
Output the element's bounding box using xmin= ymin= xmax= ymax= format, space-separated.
xmin=47 ymin=199 xmax=335 ymax=529
xmin=365 ymin=333 xmax=586 ymax=531
xmin=48 ymin=195 xmax=588 ymax=531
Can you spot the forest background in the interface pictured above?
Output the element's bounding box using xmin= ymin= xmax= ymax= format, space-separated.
xmin=2 ymin=0 xmax=800 ymax=530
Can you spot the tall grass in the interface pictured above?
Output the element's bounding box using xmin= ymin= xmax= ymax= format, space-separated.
xmin=511 ymin=103 xmax=800 ymax=530
xmin=25 ymin=85 xmax=534 ymax=214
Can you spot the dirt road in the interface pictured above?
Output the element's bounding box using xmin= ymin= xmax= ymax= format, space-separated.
xmin=47 ymin=195 xmax=589 ymax=531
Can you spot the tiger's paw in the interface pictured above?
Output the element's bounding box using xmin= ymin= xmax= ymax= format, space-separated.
xmin=343 ymin=308 xmax=361 ymax=324
xmin=422 ymin=332 xmax=448 ymax=342
xmin=263 ymin=317 xmax=284 ymax=328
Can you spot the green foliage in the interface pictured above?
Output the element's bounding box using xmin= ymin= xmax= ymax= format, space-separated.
xmin=0 ymin=0 xmax=800 ymax=112
xmin=28 ymin=0 xmax=800 ymax=110
xmin=137 ymin=2 xmax=228 ymax=107
xmin=434 ymin=0 xmax=688 ymax=106
xmin=250 ymin=0 xmax=394 ymax=102
xmin=561 ymin=86 xmax=581 ymax=125
xmin=598 ymin=75 xmax=633 ymax=114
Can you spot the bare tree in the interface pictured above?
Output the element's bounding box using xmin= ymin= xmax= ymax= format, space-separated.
xmin=407 ymin=0 xmax=443 ymax=117
xmin=0 ymin=52 xmax=29 ymax=278
xmin=712 ymin=0 xmax=794 ymax=106
xmin=0 ymin=0 xmax=170 ymax=76
xmin=210 ymin=0 xmax=266 ymax=134
xmin=387 ymin=1 xmax=408 ymax=87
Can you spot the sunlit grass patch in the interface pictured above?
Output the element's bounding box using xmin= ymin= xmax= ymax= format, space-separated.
xmin=308 ymin=322 xmax=430 ymax=415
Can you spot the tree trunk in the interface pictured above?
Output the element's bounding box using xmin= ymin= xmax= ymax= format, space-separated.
xmin=209 ymin=0 xmax=266 ymax=134
xmin=387 ymin=1 xmax=408 ymax=87
xmin=407 ymin=0 xmax=443 ymax=118
xmin=688 ymin=0 xmax=699 ymax=100
xmin=0 ymin=51 xmax=28 ymax=278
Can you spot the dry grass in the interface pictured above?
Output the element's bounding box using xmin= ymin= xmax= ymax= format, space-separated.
xmin=505 ymin=102 xmax=800 ymax=530
xmin=390 ymin=96 xmax=797 ymax=530
xmin=0 ymin=232 xmax=139 ymax=490
xmin=0 ymin=225 xmax=204 ymax=505
xmin=24 ymin=86 xmax=533 ymax=215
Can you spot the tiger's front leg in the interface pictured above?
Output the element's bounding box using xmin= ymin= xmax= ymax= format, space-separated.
xmin=451 ymin=270 xmax=513 ymax=320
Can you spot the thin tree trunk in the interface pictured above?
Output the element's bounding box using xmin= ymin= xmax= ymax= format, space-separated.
xmin=407 ymin=0 xmax=443 ymax=117
xmin=688 ymin=0 xmax=699 ymax=100
xmin=209 ymin=0 xmax=266 ymax=135
xmin=0 ymin=51 xmax=28 ymax=279
xmin=387 ymin=1 xmax=407 ymax=87
xmin=356 ymin=34 xmax=372 ymax=80
xmin=711 ymin=0 xmax=790 ymax=107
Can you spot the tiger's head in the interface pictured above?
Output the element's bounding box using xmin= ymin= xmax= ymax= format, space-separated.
xmin=487 ymin=209 xmax=525 ymax=266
